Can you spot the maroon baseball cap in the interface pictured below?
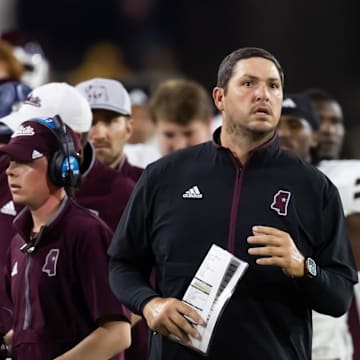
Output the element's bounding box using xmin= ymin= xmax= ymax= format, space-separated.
xmin=0 ymin=117 xmax=80 ymax=162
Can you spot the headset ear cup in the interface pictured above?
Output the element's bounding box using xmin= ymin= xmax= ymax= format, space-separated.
xmin=49 ymin=151 xmax=66 ymax=187
xmin=66 ymin=154 xmax=81 ymax=187
xmin=49 ymin=151 xmax=81 ymax=188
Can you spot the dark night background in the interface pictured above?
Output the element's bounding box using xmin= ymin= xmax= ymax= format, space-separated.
xmin=10 ymin=0 xmax=360 ymax=155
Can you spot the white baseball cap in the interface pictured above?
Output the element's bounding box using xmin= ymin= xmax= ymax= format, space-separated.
xmin=0 ymin=82 xmax=92 ymax=133
xmin=75 ymin=78 xmax=132 ymax=116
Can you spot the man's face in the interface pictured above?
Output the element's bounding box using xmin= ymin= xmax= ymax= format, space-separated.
xmin=128 ymin=105 xmax=155 ymax=144
xmin=213 ymin=57 xmax=283 ymax=138
xmin=278 ymin=115 xmax=317 ymax=162
xmin=89 ymin=109 xmax=132 ymax=168
xmin=311 ymin=100 xmax=344 ymax=160
xmin=156 ymin=119 xmax=212 ymax=155
xmin=6 ymin=156 xmax=55 ymax=210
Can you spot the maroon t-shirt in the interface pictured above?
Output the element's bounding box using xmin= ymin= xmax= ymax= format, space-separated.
xmin=9 ymin=198 xmax=130 ymax=360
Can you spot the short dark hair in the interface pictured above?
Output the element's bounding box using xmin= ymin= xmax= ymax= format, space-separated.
xmin=216 ymin=47 xmax=284 ymax=92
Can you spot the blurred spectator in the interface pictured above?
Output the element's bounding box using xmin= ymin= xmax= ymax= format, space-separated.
xmin=0 ymin=81 xmax=32 ymax=146
xmin=127 ymin=87 xmax=156 ymax=144
xmin=303 ymin=88 xmax=345 ymax=163
xmin=122 ymin=81 xmax=161 ymax=168
xmin=0 ymin=39 xmax=23 ymax=82
xmin=278 ymin=93 xmax=319 ymax=163
xmin=148 ymin=78 xmax=214 ymax=155
xmin=1 ymin=31 xmax=50 ymax=88
xmin=124 ymin=78 xmax=214 ymax=168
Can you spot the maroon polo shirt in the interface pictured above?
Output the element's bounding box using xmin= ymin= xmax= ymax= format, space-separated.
xmin=9 ymin=197 xmax=130 ymax=360
xmin=0 ymin=143 xmax=135 ymax=340
xmin=118 ymin=157 xmax=143 ymax=183
xmin=75 ymin=145 xmax=135 ymax=231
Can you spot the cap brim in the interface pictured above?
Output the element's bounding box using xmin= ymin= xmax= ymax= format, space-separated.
xmin=90 ymin=104 xmax=131 ymax=117
xmin=0 ymin=143 xmax=34 ymax=162
xmin=0 ymin=111 xmax=32 ymax=132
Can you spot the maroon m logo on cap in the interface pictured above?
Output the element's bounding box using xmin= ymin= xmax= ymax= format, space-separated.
xmin=271 ymin=190 xmax=291 ymax=216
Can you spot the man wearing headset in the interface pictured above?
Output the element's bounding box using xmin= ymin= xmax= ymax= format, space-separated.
xmin=0 ymin=82 xmax=136 ymax=359
xmin=0 ymin=117 xmax=131 ymax=360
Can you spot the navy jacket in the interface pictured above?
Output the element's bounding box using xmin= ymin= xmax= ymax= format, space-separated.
xmin=109 ymin=129 xmax=358 ymax=360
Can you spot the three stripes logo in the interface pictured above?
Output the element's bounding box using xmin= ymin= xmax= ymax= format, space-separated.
xmin=182 ymin=185 xmax=203 ymax=199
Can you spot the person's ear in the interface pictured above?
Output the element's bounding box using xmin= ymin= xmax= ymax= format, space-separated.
xmin=212 ymin=87 xmax=225 ymax=112
xmin=125 ymin=117 xmax=134 ymax=141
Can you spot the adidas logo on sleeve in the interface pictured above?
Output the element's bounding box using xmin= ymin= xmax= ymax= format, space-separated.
xmin=182 ymin=185 xmax=203 ymax=199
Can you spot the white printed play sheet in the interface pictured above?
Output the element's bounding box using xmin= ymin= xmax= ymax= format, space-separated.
xmin=179 ymin=244 xmax=248 ymax=355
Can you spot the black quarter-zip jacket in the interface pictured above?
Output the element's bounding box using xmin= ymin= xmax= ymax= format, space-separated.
xmin=109 ymin=128 xmax=358 ymax=360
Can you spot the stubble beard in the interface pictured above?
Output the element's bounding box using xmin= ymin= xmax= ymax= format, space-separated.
xmin=226 ymin=118 xmax=275 ymax=143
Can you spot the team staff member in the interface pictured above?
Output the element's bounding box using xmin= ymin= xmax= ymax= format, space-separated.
xmin=0 ymin=81 xmax=32 ymax=356
xmin=76 ymin=78 xmax=143 ymax=183
xmin=0 ymin=117 xmax=131 ymax=359
xmin=0 ymin=82 xmax=136 ymax=357
xmin=108 ymin=47 xmax=358 ymax=360
xmin=77 ymin=78 xmax=148 ymax=360
xmin=278 ymin=93 xmax=357 ymax=360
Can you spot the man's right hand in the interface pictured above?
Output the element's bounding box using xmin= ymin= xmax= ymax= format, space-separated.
xmin=143 ymin=297 xmax=204 ymax=345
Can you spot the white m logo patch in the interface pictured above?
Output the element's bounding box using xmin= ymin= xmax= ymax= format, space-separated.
xmin=42 ymin=249 xmax=60 ymax=277
xmin=271 ymin=190 xmax=291 ymax=216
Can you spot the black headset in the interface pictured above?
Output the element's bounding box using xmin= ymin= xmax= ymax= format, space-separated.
xmin=32 ymin=115 xmax=81 ymax=189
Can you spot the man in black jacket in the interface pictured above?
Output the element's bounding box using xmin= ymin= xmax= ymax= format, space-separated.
xmin=108 ymin=47 xmax=358 ymax=360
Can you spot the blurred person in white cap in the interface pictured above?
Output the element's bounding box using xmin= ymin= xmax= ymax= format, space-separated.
xmin=76 ymin=77 xmax=144 ymax=182
xmin=0 ymin=82 xmax=91 ymax=134
xmin=0 ymin=81 xmax=135 ymax=230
